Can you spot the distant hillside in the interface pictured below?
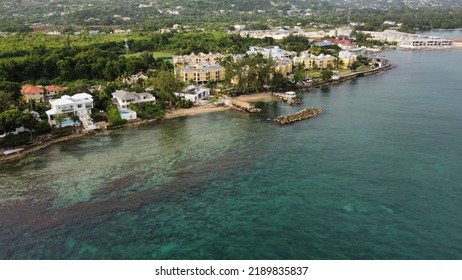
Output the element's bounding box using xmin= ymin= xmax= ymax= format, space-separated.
xmin=0 ymin=0 xmax=461 ymax=31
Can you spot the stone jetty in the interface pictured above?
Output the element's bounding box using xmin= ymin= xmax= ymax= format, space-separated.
xmin=275 ymin=108 xmax=322 ymax=125
xmin=230 ymin=98 xmax=262 ymax=112
xmin=272 ymin=92 xmax=302 ymax=106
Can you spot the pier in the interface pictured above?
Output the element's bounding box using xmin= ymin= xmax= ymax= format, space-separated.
xmin=272 ymin=91 xmax=302 ymax=106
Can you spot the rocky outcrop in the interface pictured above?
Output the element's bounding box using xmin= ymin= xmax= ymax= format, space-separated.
xmin=275 ymin=108 xmax=322 ymax=125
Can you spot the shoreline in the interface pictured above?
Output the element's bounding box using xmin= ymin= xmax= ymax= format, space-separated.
xmin=0 ymin=131 xmax=106 ymax=163
xmin=0 ymin=104 xmax=231 ymax=163
xmin=0 ymin=66 xmax=394 ymax=164
xmin=164 ymin=104 xmax=230 ymax=119
xmin=232 ymin=93 xmax=278 ymax=103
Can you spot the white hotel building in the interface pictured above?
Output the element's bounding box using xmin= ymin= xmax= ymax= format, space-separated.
xmin=399 ymin=35 xmax=454 ymax=49
xmin=364 ymin=30 xmax=454 ymax=49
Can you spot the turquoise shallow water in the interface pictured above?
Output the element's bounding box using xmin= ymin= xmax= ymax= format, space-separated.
xmin=1 ymin=34 xmax=462 ymax=259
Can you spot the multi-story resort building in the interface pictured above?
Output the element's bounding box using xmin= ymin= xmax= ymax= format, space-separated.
xmin=274 ymin=58 xmax=293 ymax=76
xmin=338 ymin=51 xmax=357 ymax=69
xmin=173 ymin=52 xmax=226 ymax=84
xmin=46 ymin=93 xmax=97 ymax=129
xmin=399 ymin=36 xmax=454 ymax=49
xmin=293 ymin=53 xmax=336 ymax=70
xmin=173 ymin=52 xmax=224 ymax=66
xmin=176 ymin=63 xmax=225 ymax=84
xmin=364 ymin=30 xmax=454 ymax=49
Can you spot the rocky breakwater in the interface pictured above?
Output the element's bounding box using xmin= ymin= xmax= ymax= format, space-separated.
xmin=272 ymin=92 xmax=302 ymax=106
xmin=275 ymin=108 xmax=322 ymax=125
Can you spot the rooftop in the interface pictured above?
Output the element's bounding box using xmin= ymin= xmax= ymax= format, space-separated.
xmin=21 ymin=84 xmax=44 ymax=95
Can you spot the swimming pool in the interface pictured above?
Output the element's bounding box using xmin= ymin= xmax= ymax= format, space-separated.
xmin=59 ymin=119 xmax=74 ymax=126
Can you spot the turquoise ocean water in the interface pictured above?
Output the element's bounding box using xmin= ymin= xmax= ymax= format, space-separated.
xmin=1 ymin=31 xmax=462 ymax=259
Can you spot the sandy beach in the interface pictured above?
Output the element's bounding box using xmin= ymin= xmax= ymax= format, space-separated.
xmin=165 ymin=104 xmax=231 ymax=119
xmin=232 ymin=92 xmax=277 ymax=103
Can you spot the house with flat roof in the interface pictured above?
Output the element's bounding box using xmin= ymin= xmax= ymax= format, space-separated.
xmin=46 ymin=93 xmax=97 ymax=129
xmin=174 ymin=85 xmax=211 ymax=103
xmin=371 ymin=56 xmax=389 ymax=68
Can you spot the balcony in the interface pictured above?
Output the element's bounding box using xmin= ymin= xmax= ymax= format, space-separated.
xmin=61 ymin=107 xmax=74 ymax=113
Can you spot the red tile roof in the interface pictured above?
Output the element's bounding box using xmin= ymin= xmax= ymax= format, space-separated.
xmin=45 ymin=85 xmax=68 ymax=91
xmin=335 ymin=39 xmax=353 ymax=46
xmin=21 ymin=84 xmax=44 ymax=95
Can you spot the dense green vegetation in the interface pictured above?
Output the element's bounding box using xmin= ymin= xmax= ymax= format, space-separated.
xmin=223 ymin=54 xmax=283 ymax=94
xmin=0 ymin=31 xmax=273 ymax=85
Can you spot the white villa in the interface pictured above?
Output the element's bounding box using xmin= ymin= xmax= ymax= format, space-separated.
xmin=111 ymin=90 xmax=156 ymax=120
xmin=247 ymin=46 xmax=297 ymax=59
xmin=174 ymin=85 xmax=211 ymax=103
xmin=111 ymin=90 xmax=156 ymax=109
xmin=46 ymin=93 xmax=97 ymax=129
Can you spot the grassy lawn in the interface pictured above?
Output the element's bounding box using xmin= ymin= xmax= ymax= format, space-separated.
xmin=153 ymin=51 xmax=173 ymax=59
xmin=357 ymin=66 xmax=373 ymax=71
xmin=305 ymin=70 xmax=321 ymax=78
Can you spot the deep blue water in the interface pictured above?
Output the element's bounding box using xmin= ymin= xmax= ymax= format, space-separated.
xmin=1 ymin=32 xmax=462 ymax=259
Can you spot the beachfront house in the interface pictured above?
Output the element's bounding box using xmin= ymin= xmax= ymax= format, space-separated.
xmin=111 ymin=90 xmax=156 ymax=120
xmin=111 ymin=90 xmax=156 ymax=110
xmin=371 ymin=56 xmax=389 ymax=68
xmin=46 ymin=93 xmax=97 ymax=129
xmin=174 ymin=85 xmax=211 ymax=103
